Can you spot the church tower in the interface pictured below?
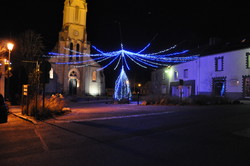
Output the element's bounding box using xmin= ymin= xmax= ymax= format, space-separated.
xmin=48 ymin=0 xmax=105 ymax=96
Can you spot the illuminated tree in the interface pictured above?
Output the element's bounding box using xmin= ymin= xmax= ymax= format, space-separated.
xmin=114 ymin=66 xmax=132 ymax=101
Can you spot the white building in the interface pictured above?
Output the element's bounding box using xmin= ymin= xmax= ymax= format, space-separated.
xmin=151 ymin=47 xmax=250 ymax=99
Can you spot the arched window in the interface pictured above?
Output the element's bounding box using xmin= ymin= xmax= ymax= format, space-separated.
xmin=76 ymin=44 xmax=80 ymax=61
xmin=92 ymin=70 xmax=97 ymax=82
xmin=70 ymin=71 xmax=77 ymax=77
xmin=49 ymin=68 xmax=54 ymax=79
xmin=69 ymin=42 xmax=73 ymax=61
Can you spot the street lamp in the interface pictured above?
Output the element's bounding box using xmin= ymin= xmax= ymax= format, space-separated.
xmin=137 ymin=83 xmax=141 ymax=105
xmin=6 ymin=42 xmax=14 ymax=101
xmin=7 ymin=43 xmax=14 ymax=62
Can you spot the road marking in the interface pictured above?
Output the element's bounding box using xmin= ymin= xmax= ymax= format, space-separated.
xmin=34 ymin=128 xmax=49 ymax=151
xmin=63 ymin=111 xmax=175 ymax=123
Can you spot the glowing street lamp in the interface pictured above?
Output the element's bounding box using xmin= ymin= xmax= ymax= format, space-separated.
xmin=7 ymin=43 xmax=14 ymax=65
xmin=6 ymin=42 xmax=14 ymax=101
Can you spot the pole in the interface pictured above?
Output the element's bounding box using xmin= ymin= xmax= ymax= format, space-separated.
xmin=42 ymin=82 xmax=45 ymax=111
xmin=35 ymin=61 xmax=40 ymax=119
xmin=7 ymin=50 xmax=11 ymax=101
xmin=137 ymin=92 xmax=140 ymax=105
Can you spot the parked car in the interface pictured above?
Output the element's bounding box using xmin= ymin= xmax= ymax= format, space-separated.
xmin=0 ymin=94 xmax=8 ymax=123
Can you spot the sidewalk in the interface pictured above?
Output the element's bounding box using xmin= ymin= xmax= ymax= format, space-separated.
xmin=9 ymin=106 xmax=38 ymax=125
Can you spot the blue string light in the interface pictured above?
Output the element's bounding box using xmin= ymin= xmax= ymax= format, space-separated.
xmin=44 ymin=43 xmax=198 ymax=69
xmin=114 ymin=66 xmax=132 ymax=101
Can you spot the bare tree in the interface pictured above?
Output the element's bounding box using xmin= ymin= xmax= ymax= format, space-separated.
xmin=0 ymin=40 xmax=8 ymax=57
xmin=10 ymin=30 xmax=45 ymax=102
xmin=12 ymin=30 xmax=45 ymax=66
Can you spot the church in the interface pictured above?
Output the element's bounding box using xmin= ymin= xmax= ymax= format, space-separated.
xmin=47 ymin=0 xmax=105 ymax=96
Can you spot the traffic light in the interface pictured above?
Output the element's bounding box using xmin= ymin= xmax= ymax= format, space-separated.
xmin=40 ymin=60 xmax=51 ymax=83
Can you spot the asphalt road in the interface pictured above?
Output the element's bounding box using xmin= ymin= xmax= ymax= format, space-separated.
xmin=1 ymin=103 xmax=250 ymax=166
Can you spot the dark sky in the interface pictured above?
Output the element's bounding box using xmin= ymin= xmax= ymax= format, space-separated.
xmin=1 ymin=0 xmax=250 ymax=87
xmin=1 ymin=0 xmax=249 ymax=50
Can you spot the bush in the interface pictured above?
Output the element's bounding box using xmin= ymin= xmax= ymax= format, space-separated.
xmin=190 ymin=95 xmax=232 ymax=105
xmin=141 ymin=95 xmax=181 ymax=105
xmin=22 ymin=93 xmax=67 ymax=119
xmin=140 ymin=94 xmax=232 ymax=106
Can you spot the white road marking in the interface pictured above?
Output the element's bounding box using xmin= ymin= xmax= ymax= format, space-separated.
xmin=55 ymin=111 xmax=174 ymax=123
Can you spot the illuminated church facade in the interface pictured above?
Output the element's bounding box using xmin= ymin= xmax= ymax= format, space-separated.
xmin=47 ymin=0 xmax=105 ymax=96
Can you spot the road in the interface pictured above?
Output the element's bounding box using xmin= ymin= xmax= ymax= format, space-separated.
xmin=1 ymin=103 xmax=250 ymax=166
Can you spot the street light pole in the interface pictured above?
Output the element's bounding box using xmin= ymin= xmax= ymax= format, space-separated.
xmin=6 ymin=42 xmax=14 ymax=101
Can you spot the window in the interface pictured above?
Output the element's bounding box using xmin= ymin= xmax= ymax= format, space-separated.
xmin=174 ymin=71 xmax=178 ymax=80
xmin=49 ymin=68 xmax=53 ymax=79
xmin=76 ymin=44 xmax=80 ymax=61
xmin=69 ymin=43 xmax=73 ymax=61
xmin=184 ymin=69 xmax=188 ymax=78
xmin=243 ymin=76 xmax=250 ymax=97
xmin=92 ymin=70 xmax=97 ymax=82
xmin=215 ymin=57 xmax=224 ymax=71
xmin=246 ymin=53 xmax=250 ymax=69
xmin=70 ymin=71 xmax=77 ymax=77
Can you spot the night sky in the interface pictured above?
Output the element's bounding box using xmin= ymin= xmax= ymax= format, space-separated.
xmin=1 ymin=0 xmax=249 ymax=87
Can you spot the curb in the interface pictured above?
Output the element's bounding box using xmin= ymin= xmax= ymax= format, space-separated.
xmin=10 ymin=112 xmax=38 ymax=125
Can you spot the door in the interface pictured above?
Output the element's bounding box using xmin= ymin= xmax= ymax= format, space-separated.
xmin=244 ymin=77 xmax=250 ymax=97
xmin=212 ymin=78 xmax=226 ymax=96
xmin=69 ymin=79 xmax=77 ymax=95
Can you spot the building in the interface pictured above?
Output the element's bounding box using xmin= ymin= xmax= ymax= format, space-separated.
xmin=151 ymin=45 xmax=250 ymax=100
xmin=47 ymin=0 xmax=105 ymax=96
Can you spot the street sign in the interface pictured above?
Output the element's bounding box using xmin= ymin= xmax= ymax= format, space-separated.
xmin=23 ymin=84 xmax=28 ymax=96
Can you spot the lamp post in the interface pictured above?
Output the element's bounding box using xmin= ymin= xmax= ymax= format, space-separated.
xmin=6 ymin=42 xmax=14 ymax=101
xmin=137 ymin=83 xmax=141 ymax=105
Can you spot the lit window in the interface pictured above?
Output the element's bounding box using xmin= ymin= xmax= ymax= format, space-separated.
xmin=215 ymin=57 xmax=224 ymax=71
xmin=184 ymin=69 xmax=188 ymax=78
xmin=246 ymin=53 xmax=250 ymax=69
xmin=92 ymin=70 xmax=97 ymax=82
xmin=162 ymin=72 xmax=165 ymax=80
xmin=49 ymin=68 xmax=53 ymax=79
xmin=174 ymin=71 xmax=178 ymax=80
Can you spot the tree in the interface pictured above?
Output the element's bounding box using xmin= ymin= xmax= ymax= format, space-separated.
xmin=12 ymin=30 xmax=45 ymax=74
xmin=0 ymin=40 xmax=8 ymax=56
xmin=10 ymin=30 xmax=45 ymax=102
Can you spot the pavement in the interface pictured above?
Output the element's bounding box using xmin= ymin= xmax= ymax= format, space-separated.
xmin=8 ymin=100 xmax=141 ymax=124
xmin=8 ymin=106 xmax=38 ymax=125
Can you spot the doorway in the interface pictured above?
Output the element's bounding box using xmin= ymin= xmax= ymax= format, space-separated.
xmin=69 ymin=79 xmax=77 ymax=95
xmin=243 ymin=76 xmax=250 ymax=98
xmin=212 ymin=77 xmax=226 ymax=96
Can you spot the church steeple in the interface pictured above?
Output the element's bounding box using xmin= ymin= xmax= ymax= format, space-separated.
xmin=48 ymin=0 xmax=105 ymax=97
xmin=61 ymin=0 xmax=87 ymax=41
xmin=63 ymin=0 xmax=87 ymax=26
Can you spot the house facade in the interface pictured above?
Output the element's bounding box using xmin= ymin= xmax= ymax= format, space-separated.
xmin=151 ymin=47 xmax=250 ymax=99
xmin=47 ymin=0 xmax=105 ymax=96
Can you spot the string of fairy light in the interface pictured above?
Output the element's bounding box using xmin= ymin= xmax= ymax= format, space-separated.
xmin=44 ymin=42 xmax=198 ymax=100
xmin=45 ymin=42 xmax=198 ymax=70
